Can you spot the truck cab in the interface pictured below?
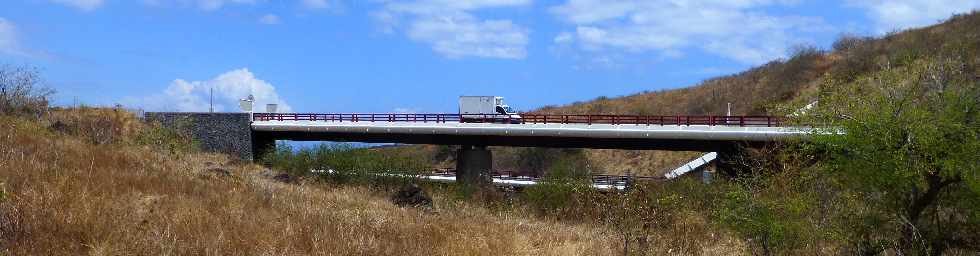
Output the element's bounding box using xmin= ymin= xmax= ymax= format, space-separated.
xmin=459 ymin=96 xmax=522 ymax=123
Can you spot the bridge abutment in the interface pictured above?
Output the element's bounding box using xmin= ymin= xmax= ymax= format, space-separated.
xmin=145 ymin=112 xmax=257 ymax=160
xmin=456 ymin=145 xmax=492 ymax=186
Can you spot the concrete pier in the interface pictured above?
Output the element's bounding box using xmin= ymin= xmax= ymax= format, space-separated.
xmin=455 ymin=145 xmax=492 ymax=186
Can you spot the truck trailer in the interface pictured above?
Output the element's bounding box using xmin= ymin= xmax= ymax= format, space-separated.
xmin=458 ymin=96 xmax=521 ymax=123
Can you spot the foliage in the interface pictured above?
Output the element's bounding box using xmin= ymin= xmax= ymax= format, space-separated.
xmin=803 ymin=55 xmax=980 ymax=254
xmin=132 ymin=121 xmax=198 ymax=155
xmin=262 ymin=143 xmax=432 ymax=186
xmin=713 ymin=179 xmax=815 ymax=255
xmin=521 ymin=153 xmax=593 ymax=216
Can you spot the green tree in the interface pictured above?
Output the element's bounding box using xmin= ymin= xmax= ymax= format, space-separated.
xmin=806 ymin=56 xmax=980 ymax=255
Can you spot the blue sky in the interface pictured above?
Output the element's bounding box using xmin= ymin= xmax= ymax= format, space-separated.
xmin=1 ymin=0 xmax=978 ymax=114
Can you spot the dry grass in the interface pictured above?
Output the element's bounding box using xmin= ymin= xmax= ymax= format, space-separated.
xmin=521 ymin=11 xmax=980 ymax=177
xmin=396 ymin=145 xmax=700 ymax=177
xmin=583 ymin=150 xmax=701 ymax=177
xmin=0 ymin=114 xmax=749 ymax=255
xmin=45 ymin=107 xmax=145 ymax=145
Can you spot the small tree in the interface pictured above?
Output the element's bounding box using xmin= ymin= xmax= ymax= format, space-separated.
xmin=0 ymin=64 xmax=53 ymax=117
xmin=806 ymin=56 xmax=980 ymax=254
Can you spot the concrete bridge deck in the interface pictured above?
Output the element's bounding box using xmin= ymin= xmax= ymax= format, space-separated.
xmin=146 ymin=112 xmax=815 ymax=186
xmin=250 ymin=113 xmax=810 ymax=151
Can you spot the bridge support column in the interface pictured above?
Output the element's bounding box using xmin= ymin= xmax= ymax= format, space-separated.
xmin=715 ymin=143 xmax=755 ymax=178
xmin=702 ymin=159 xmax=716 ymax=184
xmin=456 ymin=145 xmax=492 ymax=186
xmin=251 ymin=132 xmax=276 ymax=162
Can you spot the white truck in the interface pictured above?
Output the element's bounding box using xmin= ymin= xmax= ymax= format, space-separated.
xmin=458 ymin=96 xmax=521 ymax=123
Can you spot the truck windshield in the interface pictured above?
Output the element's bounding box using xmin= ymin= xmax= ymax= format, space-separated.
xmin=495 ymin=106 xmax=507 ymax=114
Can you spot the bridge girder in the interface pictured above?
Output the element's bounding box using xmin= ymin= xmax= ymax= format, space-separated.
xmin=252 ymin=130 xmax=768 ymax=152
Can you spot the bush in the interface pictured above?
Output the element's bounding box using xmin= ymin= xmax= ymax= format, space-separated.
xmin=521 ymin=153 xmax=594 ymax=216
xmin=46 ymin=107 xmax=143 ymax=145
xmin=263 ymin=143 xmax=432 ymax=187
xmin=801 ymin=55 xmax=980 ymax=254
xmin=133 ymin=121 xmax=198 ymax=155
xmin=766 ymin=45 xmax=823 ymax=104
xmin=0 ymin=65 xmax=53 ymax=118
xmin=832 ymin=34 xmax=872 ymax=52
xmin=510 ymin=148 xmax=590 ymax=177
xmin=715 ymin=184 xmax=811 ymax=255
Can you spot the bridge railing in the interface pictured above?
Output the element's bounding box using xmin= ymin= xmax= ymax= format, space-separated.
xmin=252 ymin=113 xmax=783 ymax=127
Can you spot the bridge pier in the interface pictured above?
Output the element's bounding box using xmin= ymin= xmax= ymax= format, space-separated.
xmin=456 ymin=145 xmax=492 ymax=186
xmin=252 ymin=132 xmax=276 ymax=162
xmin=702 ymin=159 xmax=717 ymax=184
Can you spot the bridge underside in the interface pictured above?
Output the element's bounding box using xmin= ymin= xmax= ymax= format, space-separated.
xmin=253 ymin=130 xmax=762 ymax=152
xmin=145 ymin=113 xmax=797 ymax=186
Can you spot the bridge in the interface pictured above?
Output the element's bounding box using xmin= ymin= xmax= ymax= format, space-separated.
xmin=145 ymin=112 xmax=811 ymax=186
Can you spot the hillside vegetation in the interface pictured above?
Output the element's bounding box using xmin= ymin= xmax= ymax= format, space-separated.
xmin=0 ymin=75 xmax=748 ymax=254
xmin=490 ymin=11 xmax=980 ymax=178
xmin=0 ymin=11 xmax=976 ymax=256
xmin=343 ymin=11 xmax=980 ymax=255
xmin=0 ymin=111 xmax=640 ymax=255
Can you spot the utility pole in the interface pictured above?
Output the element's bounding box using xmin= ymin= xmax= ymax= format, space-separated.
xmin=209 ymin=87 xmax=214 ymax=113
xmin=726 ymin=102 xmax=732 ymax=125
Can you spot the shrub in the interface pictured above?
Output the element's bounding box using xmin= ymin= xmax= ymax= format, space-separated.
xmin=803 ymin=55 xmax=980 ymax=254
xmin=46 ymin=107 xmax=143 ymax=145
xmin=832 ymin=34 xmax=872 ymax=52
xmin=132 ymin=121 xmax=198 ymax=155
xmin=509 ymin=148 xmax=590 ymax=177
xmin=0 ymin=65 xmax=53 ymax=118
xmin=262 ymin=143 xmax=432 ymax=187
xmin=521 ymin=153 xmax=593 ymax=216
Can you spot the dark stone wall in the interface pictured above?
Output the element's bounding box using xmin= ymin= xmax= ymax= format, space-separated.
xmin=144 ymin=112 xmax=263 ymax=160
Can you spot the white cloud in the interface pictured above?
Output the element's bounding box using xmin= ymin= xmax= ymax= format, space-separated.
xmin=0 ymin=18 xmax=33 ymax=58
xmin=847 ymin=0 xmax=980 ymax=33
xmin=0 ymin=18 xmax=19 ymax=56
xmin=0 ymin=18 xmax=52 ymax=59
xmin=49 ymin=0 xmax=104 ymax=11
xmin=143 ymin=0 xmax=258 ymax=11
xmin=258 ymin=14 xmax=281 ymax=25
xmin=197 ymin=0 xmax=258 ymax=10
xmin=132 ymin=68 xmax=292 ymax=112
xmin=301 ymin=0 xmax=330 ymax=9
xmin=145 ymin=0 xmax=337 ymax=11
xmin=553 ymin=31 xmax=573 ymax=44
xmin=549 ymin=0 xmax=826 ymax=64
xmin=374 ymin=0 xmax=531 ymax=59
xmin=393 ymin=107 xmax=419 ymax=114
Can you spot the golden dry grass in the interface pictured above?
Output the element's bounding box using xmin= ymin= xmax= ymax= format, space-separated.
xmin=0 ymin=114 xmax=748 ymax=255
xmin=395 ymin=145 xmax=700 ymax=177
xmin=45 ymin=107 xmax=145 ymax=145
xmin=583 ymin=150 xmax=701 ymax=177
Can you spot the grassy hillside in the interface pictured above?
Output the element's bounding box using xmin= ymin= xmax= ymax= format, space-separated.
xmin=489 ymin=11 xmax=980 ymax=177
xmin=334 ymin=12 xmax=980 ymax=178
xmin=533 ymin=12 xmax=980 ymax=116
xmin=0 ymin=11 xmax=975 ymax=255
xmin=0 ymin=109 xmax=754 ymax=255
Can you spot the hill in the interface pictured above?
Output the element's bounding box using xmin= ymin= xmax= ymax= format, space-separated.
xmin=484 ymin=11 xmax=980 ymax=177
xmin=0 ymin=108 xmax=756 ymax=254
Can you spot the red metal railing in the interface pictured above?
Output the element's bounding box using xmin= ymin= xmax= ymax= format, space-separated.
xmin=252 ymin=113 xmax=783 ymax=127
